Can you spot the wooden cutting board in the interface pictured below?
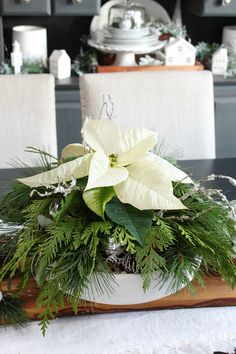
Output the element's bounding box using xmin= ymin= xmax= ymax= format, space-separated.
xmin=1 ymin=275 xmax=236 ymax=320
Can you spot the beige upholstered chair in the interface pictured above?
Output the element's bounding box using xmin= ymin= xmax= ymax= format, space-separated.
xmin=80 ymin=70 xmax=215 ymax=160
xmin=0 ymin=74 xmax=57 ymax=197
xmin=0 ymin=74 xmax=57 ymax=167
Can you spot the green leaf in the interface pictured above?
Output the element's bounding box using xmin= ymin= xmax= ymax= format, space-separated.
xmin=83 ymin=187 xmax=115 ymax=218
xmin=105 ymin=197 xmax=153 ymax=246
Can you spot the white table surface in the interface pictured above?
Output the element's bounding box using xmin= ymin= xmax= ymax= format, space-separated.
xmin=1 ymin=307 xmax=236 ymax=354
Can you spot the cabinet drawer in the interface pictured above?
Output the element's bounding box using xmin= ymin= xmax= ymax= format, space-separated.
xmin=185 ymin=0 xmax=236 ymax=16
xmin=52 ymin=0 xmax=100 ymax=16
xmin=1 ymin=0 xmax=51 ymax=16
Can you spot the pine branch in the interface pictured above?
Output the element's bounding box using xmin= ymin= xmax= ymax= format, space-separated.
xmin=0 ymin=182 xmax=32 ymax=223
xmin=0 ymin=232 xmax=20 ymax=264
xmin=0 ymin=293 xmax=29 ymax=329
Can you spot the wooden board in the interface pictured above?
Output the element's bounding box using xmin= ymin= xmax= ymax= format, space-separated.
xmin=96 ymin=63 xmax=204 ymax=73
xmin=1 ymin=275 xmax=236 ymax=320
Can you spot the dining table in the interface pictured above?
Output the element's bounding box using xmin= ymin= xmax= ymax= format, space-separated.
xmin=1 ymin=158 xmax=236 ymax=354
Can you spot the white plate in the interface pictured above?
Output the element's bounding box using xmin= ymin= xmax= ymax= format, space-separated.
xmin=88 ymin=38 xmax=164 ymax=54
xmin=104 ymin=25 xmax=150 ymax=39
xmin=103 ymin=33 xmax=159 ymax=44
xmin=103 ymin=38 xmax=160 ymax=47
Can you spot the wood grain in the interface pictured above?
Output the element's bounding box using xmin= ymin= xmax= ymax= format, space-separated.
xmin=1 ymin=275 xmax=236 ymax=321
xmin=96 ymin=63 xmax=204 ymax=73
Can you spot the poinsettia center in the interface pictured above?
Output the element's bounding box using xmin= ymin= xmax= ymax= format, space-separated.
xmin=109 ymin=154 xmax=118 ymax=167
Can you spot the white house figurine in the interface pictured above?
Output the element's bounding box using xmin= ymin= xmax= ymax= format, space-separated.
xmin=165 ymin=38 xmax=196 ymax=66
xmin=211 ymin=47 xmax=228 ymax=75
xmin=49 ymin=50 xmax=71 ymax=79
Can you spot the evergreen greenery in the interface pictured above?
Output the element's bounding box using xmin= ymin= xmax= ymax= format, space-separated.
xmin=0 ymin=150 xmax=236 ymax=334
xmin=0 ymin=293 xmax=29 ymax=329
xmin=196 ymin=41 xmax=236 ymax=77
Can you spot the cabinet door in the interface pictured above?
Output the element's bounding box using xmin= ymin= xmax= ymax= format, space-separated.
xmin=214 ymin=85 xmax=236 ymax=158
xmin=56 ymin=90 xmax=82 ymax=155
xmin=1 ymin=0 xmax=51 ymax=16
xmin=185 ymin=0 xmax=236 ymax=16
xmin=52 ymin=0 xmax=100 ymax=16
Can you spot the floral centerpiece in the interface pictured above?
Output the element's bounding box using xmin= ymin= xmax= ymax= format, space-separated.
xmin=0 ymin=118 xmax=236 ymax=334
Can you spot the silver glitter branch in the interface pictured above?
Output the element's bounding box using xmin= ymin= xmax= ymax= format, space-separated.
xmin=207 ymin=174 xmax=236 ymax=187
xmin=161 ymin=174 xmax=236 ymax=223
xmin=30 ymin=177 xmax=78 ymax=198
xmin=98 ymin=94 xmax=114 ymax=120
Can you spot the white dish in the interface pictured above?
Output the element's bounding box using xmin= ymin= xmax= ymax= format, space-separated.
xmin=81 ymin=271 xmax=190 ymax=305
xmin=103 ymin=33 xmax=158 ymax=43
xmin=104 ymin=25 xmax=150 ymax=39
xmin=102 ymin=38 xmax=159 ymax=47
xmin=88 ymin=38 xmax=164 ymax=54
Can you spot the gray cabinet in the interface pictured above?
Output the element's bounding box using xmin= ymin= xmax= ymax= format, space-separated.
xmin=56 ymin=89 xmax=82 ymax=155
xmin=52 ymin=0 xmax=100 ymax=16
xmin=0 ymin=17 xmax=4 ymax=62
xmin=214 ymin=82 xmax=236 ymax=158
xmin=0 ymin=0 xmax=100 ymax=16
xmin=185 ymin=0 xmax=236 ymax=16
xmin=0 ymin=0 xmax=51 ymax=16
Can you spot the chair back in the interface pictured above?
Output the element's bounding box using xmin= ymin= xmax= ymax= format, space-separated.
xmin=0 ymin=74 xmax=57 ymax=168
xmin=80 ymin=70 xmax=215 ymax=160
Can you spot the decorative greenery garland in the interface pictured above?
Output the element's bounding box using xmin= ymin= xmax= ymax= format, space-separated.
xmin=0 ymin=118 xmax=236 ymax=335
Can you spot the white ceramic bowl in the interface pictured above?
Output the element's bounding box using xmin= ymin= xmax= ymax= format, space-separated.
xmin=81 ymin=271 xmax=191 ymax=305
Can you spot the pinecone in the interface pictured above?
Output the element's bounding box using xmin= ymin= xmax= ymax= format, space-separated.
xmin=106 ymin=252 xmax=137 ymax=274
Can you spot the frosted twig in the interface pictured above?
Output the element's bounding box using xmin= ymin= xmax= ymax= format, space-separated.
xmin=165 ymin=208 xmax=211 ymax=222
xmin=206 ymin=173 xmax=236 ymax=187
xmin=30 ymin=177 xmax=78 ymax=198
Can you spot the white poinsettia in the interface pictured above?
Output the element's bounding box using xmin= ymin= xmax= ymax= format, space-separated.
xmin=17 ymin=153 xmax=93 ymax=188
xmin=18 ymin=118 xmax=192 ymax=210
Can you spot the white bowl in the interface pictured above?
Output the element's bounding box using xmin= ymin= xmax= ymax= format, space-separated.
xmin=81 ymin=271 xmax=191 ymax=305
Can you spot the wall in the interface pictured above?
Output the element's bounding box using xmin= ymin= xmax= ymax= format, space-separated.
xmin=2 ymin=0 xmax=236 ymax=61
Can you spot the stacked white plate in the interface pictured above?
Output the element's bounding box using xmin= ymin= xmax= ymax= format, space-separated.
xmin=104 ymin=25 xmax=150 ymax=39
